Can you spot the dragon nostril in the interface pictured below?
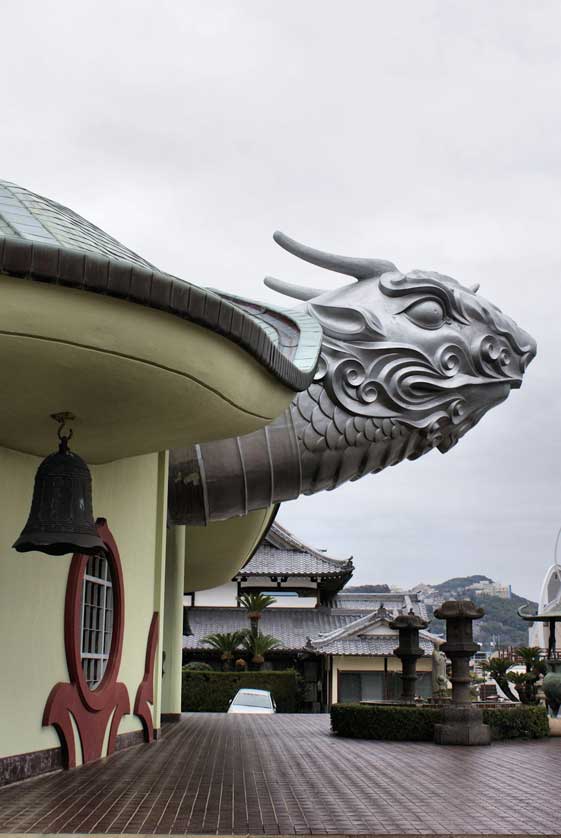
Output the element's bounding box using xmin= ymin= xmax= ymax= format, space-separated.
xmin=499 ymin=349 xmax=511 ymax=367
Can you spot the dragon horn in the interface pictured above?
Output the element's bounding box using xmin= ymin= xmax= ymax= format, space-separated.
xmin=273 ymin=230 xmax=398 ymax=280
xmin=264 ymin=276 xmax=326 ymax=301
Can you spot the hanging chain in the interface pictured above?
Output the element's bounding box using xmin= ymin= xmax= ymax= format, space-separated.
xmin=51 ymin=411 xmax=75 ymax=443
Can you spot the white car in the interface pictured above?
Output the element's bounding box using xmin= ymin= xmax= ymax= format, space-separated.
xmin=227 ymin=688 xmax=276 ymax=714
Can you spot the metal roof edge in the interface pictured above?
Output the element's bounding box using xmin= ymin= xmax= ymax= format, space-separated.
xmin=0 ymin=235 xmax=316 ymax=392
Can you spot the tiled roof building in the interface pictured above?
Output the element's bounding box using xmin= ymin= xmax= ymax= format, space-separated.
xmin=234 ymin=522 xmax=353 ymax=601
xmin=185 ymin=522 xmax=439 ymax=709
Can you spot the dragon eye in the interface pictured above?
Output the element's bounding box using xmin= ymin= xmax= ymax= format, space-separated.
xmin=404 ymin=299 xmax=446 ymax=330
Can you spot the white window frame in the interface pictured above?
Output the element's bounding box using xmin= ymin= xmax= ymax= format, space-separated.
xmin=80 ymin=554 xmax=114 ymax=689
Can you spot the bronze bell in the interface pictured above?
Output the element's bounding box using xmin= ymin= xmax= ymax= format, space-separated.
xmin=13 ymin=414 xmax=105 ymax=556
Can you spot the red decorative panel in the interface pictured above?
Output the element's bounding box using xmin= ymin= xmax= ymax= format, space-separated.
xmin=134 ymin=612 xmax=159 ymax=742
xmin=43 ymin=519 xmax=130 ymax=768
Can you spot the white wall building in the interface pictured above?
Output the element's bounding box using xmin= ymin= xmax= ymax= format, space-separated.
xmin=528 ymin=564 xmax=561 ymax=651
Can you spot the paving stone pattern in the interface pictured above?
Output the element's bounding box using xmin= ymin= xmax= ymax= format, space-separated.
xmin=0 ymin=714 xmax=560 ymax=835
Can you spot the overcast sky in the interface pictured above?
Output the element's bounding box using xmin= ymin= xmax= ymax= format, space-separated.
xmin=3 ymin=1 xmax=560 ymax=598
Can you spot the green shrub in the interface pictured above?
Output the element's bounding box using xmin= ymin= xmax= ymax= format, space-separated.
xmin=331 ymin=704 xmax=443 ymax=741
xmin=331 ymin=703 xmax=549 ymax=741
xmin=182 ymin=669 xmax=298 ymax=712
xmin=482 ymin=705 xmax=549 ymax=739
xmin=183 ymin=661 xmax=214 ymax=672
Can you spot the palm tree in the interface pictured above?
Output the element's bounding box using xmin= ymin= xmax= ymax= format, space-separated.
xmin=481 ymin=656 xmax=518 ymax=702
xmin=201 ymin=631 xmax=246 ymax=671
xmin=238 ymin=592 xmax=276 ymax=635
xmin=512 ymin=647 xmax=547 ymax=704
xmin=515 ymin=646 xmax=544 ymax=673
xmin=507 ymin=670 xmax=536 ymax=704
xmin=242 ymin=632 xmax=281 ymax=669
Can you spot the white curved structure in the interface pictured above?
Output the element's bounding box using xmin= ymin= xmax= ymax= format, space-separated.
xmin=529 ymin=564 xmax=561 ymax=648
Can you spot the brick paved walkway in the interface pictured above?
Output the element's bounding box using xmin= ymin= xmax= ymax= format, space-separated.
xmin=0 ymin=714 xmax=560 ymax=835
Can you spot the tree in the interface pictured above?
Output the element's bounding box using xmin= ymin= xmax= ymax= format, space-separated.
xmin=242 ymin=632 xmax=281 ymax=669
xmin=201 ymin=631 xmax=246 ymax=671
xmin=481 ymin=656 xmax=519 ymax=702
xmin=516 ymin=646 xmax=545 ymax=673
xmin=508 ymin=647 xmax=547 ymax=705
xmin=238 ymin=592 xmax=276 ymax=635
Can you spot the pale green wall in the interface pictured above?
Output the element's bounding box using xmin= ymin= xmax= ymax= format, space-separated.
xmin=162 ymin=526 xmax=185 ymax=716
xmin=91 ymin=451 xmax=167 ymax=737
xmin=0 ymin=445 xmax=167 ymax=759
xmin=0 ymin=446 xmax=68 ymax=756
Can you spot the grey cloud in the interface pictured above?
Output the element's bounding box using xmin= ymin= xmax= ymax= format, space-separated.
xmin=2 ymin=0 xmax=559 ymax=597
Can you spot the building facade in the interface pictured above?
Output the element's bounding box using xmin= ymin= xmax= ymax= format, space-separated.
xmin=528 ymin=563 xmax=561 ymax=652
xmin=183 ymin=523 xmax=439 ymax=710
xmin=0 ymin=181 xmax=321 ymax=785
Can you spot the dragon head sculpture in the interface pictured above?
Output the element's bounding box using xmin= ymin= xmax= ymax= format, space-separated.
xmin=169 ymin=232 xmax=536 ymax=525
xmin=266 ymin=232 xmax=536 ymax=462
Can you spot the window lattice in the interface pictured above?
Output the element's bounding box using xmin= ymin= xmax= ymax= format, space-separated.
xmin=80 ymin=554 xmax=114 ymax=689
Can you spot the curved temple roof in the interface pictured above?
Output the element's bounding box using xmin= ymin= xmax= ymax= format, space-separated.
xmin=0 ymin=180 xmax=321 ymax=392
xmin=237 ymin=521 xmax=353 ymax=580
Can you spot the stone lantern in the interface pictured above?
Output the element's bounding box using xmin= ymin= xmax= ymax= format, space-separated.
xmin=433 ymin=600 xmax=490 ymax=745
xmin=389 ymin=610 xmax=428 ymax=702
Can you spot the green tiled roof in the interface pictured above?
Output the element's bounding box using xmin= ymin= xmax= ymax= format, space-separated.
xmin=0 ymin=180 xmax=322 ymax=391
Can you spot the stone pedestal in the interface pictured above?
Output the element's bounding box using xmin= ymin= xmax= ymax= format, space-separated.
xmin=548 ymin=718 xmax=561 ymax=737
xmin=389 ymin=610 xmax=428 ymax=702
xmin=433 ymin=600 xmax=490 ymax=746
xmin=434 ymin=704 xmax=491 ymax=745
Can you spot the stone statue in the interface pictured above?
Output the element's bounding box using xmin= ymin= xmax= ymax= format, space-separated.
xmin=432 ymin=649 xmax=448 ymax=696
xmin=169 ymin=232 xmax=536 ymax=524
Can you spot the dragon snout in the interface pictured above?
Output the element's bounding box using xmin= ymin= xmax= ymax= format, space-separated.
xmin=520 ymin=327 xmax=537 ymax=368
xmin=508 ymin=324 xmax=537 ymax=389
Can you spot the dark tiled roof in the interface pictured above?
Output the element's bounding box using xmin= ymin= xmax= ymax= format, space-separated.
xmin=184 ymin=606 xmax=357 ymax=652
xmin=184 ymin=604 xmax=437 ymax=657
xmin=333 ymin=592 xmax=429 ymax=621
xmin=311 ymin=636 xmax=435 ymax=656
xmin=238 ymin=521 xmax=353 ymax=579
xmin=0 ymin=180 xmax=321 ymax=392
xmin=308 ymin=605 xmax=437 ymax=655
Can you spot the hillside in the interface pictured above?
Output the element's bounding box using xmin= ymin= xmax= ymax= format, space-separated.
xmin=427 ymin=577 xmax=537 ymax=650
xmin=434 ymin=575 xmax=492 ymax=594
xmin=345 ymin=575 xmax=537 ymax=650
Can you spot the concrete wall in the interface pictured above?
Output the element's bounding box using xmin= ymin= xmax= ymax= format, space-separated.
xmin=190 ymin=582 xmax=317 ymax=609
xmin=0 ymin=445 xmax=167 ymax=760
xmin=193 ymin=582 xmax=238 ymax=606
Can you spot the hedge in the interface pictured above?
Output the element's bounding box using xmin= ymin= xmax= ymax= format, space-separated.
xmin=331 ymin=704 xmax=442 ymax=741
xmin=182 ymin=669 xmax=298 ymax=712
xmin=330 ymin=703 xmax=549 ymax=741
xmin=482 ymin=705 xmax=549 ymax=740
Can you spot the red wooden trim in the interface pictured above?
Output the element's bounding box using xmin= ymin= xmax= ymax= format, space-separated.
xmin=134 ymin=612 xmax=159 ymax=742
xmin=43 ymin=518 xmax=130 ymax=768
xmin=66 ymin=518 xmax=126 ymax=712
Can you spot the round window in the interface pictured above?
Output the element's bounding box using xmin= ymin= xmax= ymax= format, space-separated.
xmin=80 ymin=553 xmax=114 ymax=689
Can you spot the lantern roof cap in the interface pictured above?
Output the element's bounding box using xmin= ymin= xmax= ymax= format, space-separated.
xmin=388 ymin=609 xmax=429 ymax=631
xmin=434 ymin=599 xmax=485 ymax=621
xmin=518 ymin=602 xmax=561 ymax=622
